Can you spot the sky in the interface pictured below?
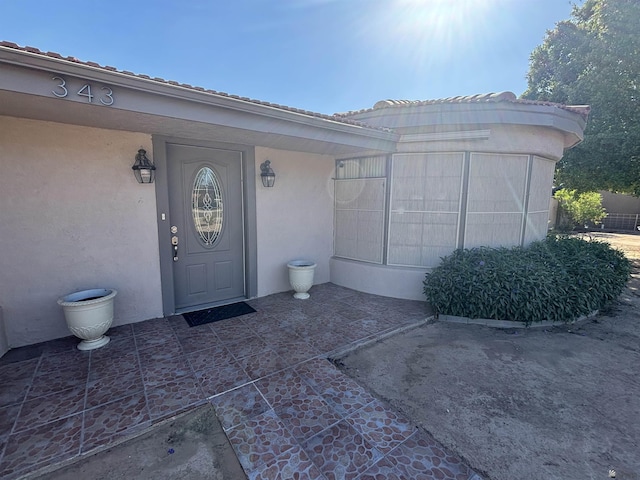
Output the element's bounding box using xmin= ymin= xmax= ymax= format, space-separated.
xmin=1 ymin=0 xmax=580 ymax=115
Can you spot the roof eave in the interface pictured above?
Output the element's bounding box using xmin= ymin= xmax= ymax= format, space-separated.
xmin=0 ymin=45 xmax=398 ymax=144
xmin=346 ymin=102 xmax=587 ymax=149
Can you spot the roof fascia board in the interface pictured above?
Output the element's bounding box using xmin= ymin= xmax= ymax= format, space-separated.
xmin=351 ymin=103 xmax=585 ymax=147
xmin=0 ymin=46 xmax=398 ymax=143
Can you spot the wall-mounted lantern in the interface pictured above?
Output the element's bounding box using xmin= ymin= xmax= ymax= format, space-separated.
xmin=260 ymin=160 xmax=276 ymax=187
xmin=132 ymin=148 xmax=156 ymax=184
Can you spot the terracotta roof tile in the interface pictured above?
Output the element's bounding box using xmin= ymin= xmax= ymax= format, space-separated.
xmin=0 ymin=41 xmax=391 ymax=131
xmin=338 ymin=91 xmax=590 ymax=119
xmin=513 ymin=98 xmax=590 ymax=118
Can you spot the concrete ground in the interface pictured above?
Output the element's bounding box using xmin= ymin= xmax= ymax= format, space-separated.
xmin=337 ymin=233 xmax=640 ymax=480
xmin=40 ymin=405 xmax=245 ymax=480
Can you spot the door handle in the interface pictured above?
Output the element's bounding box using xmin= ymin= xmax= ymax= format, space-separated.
xmin=171 ymin=235 xmax=179 ymax=262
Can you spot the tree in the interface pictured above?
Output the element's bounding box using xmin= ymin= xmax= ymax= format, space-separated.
xmin=522 ymin=0 xmax=640 ymax=195
xmin=553 ymin=188 xmax=606 ymax=231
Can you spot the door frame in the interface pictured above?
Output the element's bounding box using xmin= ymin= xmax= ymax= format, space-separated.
xmin=153 ymin=135 xmax=258 ymax=316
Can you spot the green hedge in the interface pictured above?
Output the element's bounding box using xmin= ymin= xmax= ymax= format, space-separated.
xmin=423 ymin=236 xmax=631 ymax=325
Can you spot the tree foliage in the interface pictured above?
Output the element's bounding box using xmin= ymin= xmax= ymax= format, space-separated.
xmin=553 ymin=188 xmax=606 ymax=230
xmin=522 ymin=0 xmax=640 ymax=194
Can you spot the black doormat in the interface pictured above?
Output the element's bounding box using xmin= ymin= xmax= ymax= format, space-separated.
xmin=183 ymin=302 xmax=256 ymax=327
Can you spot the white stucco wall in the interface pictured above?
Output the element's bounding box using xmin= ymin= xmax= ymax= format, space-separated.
xmin=330 ymin=258 xmax=427 ymax=300
xmin=0 ymin=116 xmax=163 ymax=347
xmin=254 ymin=147 xmax=335 ymax=296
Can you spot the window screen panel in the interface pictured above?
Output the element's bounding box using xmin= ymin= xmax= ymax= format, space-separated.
xmin=388 ymin=153 xmax=464 ymax=267
xmin=335 ymin=156 xmax=386 ymax=179
xmin=334 ymin=178 xmax=385 ymax=264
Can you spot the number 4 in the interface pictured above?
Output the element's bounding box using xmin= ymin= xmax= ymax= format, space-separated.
xmin=77 ymin=84 xmax=93 ymax=102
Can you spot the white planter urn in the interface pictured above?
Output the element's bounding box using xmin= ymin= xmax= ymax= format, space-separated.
xmin=57 ymin=288 xmax=117 ymax=351
xmin=287 ymin=260 xmax=317 ymax=299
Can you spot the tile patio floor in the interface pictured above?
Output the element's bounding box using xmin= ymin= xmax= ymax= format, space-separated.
xmin=0 ymin=283 xmax=482 ymax=480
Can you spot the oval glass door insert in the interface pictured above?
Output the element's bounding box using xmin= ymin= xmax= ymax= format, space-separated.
xmin=192 ymin=166 xmax=223 ymax=246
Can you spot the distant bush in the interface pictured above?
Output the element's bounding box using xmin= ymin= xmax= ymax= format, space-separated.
xmin=423 ymin=236 xmax=631 ymax=325
xmin=554 ymin=188 xmax=606 ymax=231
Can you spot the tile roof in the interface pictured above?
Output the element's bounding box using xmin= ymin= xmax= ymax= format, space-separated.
xmin=337 ymin=91 xmax=591 ymax=119
xmin=0 ymin=41 xmax=391 ymax=131
xmin=0 ymin=41 xmax=589 ymax=130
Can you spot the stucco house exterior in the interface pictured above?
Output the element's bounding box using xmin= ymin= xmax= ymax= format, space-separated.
xmin=0 ymin=41 xmax=589 ymax=353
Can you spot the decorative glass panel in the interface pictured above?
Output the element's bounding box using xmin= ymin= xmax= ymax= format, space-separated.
xmin=192 ymin=167 xmax=223 ymax=246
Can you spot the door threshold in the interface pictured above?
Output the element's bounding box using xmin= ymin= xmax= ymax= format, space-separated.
xmin=175 ymin=296 xmax=249 ymax=315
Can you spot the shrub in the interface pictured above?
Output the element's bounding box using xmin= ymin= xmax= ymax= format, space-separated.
xmin=423 ymin=236 xmax=631 ymax=325
xmin=554 ymin=188 xmax=606 ymax=231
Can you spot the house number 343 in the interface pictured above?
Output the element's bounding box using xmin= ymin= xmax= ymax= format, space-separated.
xmin=52 ymin=76 xmax=115 ymax=106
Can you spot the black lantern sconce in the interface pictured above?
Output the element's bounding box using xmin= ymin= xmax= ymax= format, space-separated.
xmin=132 ymin=148 xmax=156 ymax=184
xmin=260 ymin=160 xmax=276 ymax=187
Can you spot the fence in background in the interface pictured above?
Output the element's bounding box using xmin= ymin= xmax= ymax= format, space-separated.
xmin=600 ymin=213 xmax=640 ymax=232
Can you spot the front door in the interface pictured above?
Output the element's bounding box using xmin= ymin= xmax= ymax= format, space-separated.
xmin=167 ymin=144 xmax=245 ymax=311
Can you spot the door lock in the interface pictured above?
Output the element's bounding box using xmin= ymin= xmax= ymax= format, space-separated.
xmin=171 ymin=235 xmax=179 ymax=261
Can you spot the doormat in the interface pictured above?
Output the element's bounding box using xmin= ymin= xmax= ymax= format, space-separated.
xmin=183 ymin=302 xmax=256 ymax=327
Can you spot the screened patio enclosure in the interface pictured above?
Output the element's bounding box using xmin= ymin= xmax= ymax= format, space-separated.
xmin=330 ymin=94 xmax=589 ymax=300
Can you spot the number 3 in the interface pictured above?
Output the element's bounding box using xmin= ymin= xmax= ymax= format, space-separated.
xmin=52 ymin=76 xmax=68 ymax=98
xmin=100 ymin=87 xmax=114 ymax=106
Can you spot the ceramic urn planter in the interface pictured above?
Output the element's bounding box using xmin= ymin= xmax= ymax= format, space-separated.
xmin=57 ymin=288 xmax=117 ymax=351
xmin=287 ymin=260 xmax=317 ymax=299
